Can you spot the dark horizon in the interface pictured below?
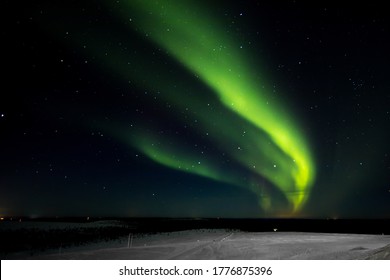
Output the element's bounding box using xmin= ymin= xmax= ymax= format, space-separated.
xmin=2 ymin=216 xmax=390 ymax=235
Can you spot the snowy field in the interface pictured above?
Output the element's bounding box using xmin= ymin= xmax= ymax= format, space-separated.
xmin=31 ymin=230 xmax=390 ymax=260
xmin=2 ymin=220 xmax=390 ymax=260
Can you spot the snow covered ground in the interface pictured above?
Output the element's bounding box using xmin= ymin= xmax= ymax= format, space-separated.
xmin=29 ymin=230 xmax=390 ymax=260
xmin=2 ymin=220 xmax=389 ymax=260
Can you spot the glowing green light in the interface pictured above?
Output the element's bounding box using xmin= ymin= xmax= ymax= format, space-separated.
xmin=99 ymin=0 xmax=316 ymax=215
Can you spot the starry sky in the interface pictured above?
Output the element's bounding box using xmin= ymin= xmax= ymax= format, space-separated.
xmin=1 ymin=0 xmax=389 ymax=218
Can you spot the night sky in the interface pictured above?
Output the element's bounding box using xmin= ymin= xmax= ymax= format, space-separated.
xmin=1 ymin=0 xmax=389 ymax=219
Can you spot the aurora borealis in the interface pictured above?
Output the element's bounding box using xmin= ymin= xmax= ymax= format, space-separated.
xmin=108 ymin=0 xmax=315 ymax=214
xmin=1 ymin=0 xmax=390 ymax=218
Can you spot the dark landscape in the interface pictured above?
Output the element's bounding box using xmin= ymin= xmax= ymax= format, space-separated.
xmin=1 ymin=218 xmax=389 ymax=259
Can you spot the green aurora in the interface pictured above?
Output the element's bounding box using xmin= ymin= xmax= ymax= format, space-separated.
xmin=96 ymin=0 xmax=316 ymax=216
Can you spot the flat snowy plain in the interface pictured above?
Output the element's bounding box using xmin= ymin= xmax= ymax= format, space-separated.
xmin=2 ymin=221 xmax=389 ymax=260
xmin=35 ymin=230 xmax=390 ymax=260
